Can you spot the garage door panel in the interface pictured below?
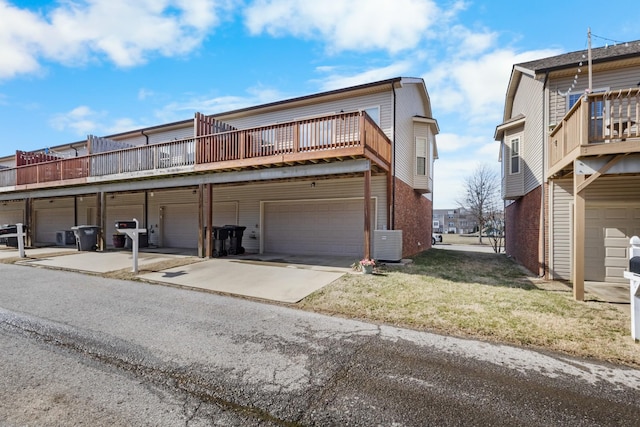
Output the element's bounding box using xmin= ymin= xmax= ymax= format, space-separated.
xmin=35 ymin=208 xmax=74 ymax=244
xmin=106 ymin=205 xmax=144 ymax=238
xmin=0 ymin=210 xmax=24 ymax=225
xmin=586 ymin=206 xmax=639 ymax=283
xmin=162 ymin=204 xmax=198 ymax=248
xmin=264 ymin=199 xmax=373 ymax=257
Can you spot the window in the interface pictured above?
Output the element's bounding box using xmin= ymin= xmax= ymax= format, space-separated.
xmin=416 ymin=137 xmax=427 ymax=176
xmin=362 ymin=106 xmax=380 ymax=125
xmin=510 ymin=137 xmax=520 ymax=174
xmin=567 ymin=88 xmax=608 ymax=140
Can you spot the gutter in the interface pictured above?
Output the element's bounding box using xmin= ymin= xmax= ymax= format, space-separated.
xmin=541 ymin=71 xmax=549 ymax=278
xmin=391 ymin=82 xmax=397 ymax=230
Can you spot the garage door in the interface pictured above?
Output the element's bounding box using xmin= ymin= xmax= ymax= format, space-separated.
xmin=586 ymin=206 xmax=640 ymax=282
xmin=161 ymin=204 xmax=199 ymax=248
xmin=0 ymin=209 xmax=24 ymax=226
xmin=35 ymin=207 xmax=74 ymax=244
xmin=161 ymin=202 xmax=238 ymax=249
xmin=107 ymin=205 xmax=144 ymax=241
xmin=263 ymin=199 xmax=372 ymax=257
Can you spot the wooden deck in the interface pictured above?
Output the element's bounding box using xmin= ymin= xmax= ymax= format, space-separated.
xmin=548 ymin=88 xmax=640 ymax=178
xmin=0 ymin=111 xmax=391 ymax=190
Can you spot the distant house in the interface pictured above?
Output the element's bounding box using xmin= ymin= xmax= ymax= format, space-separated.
xmin=432 ymin=208 xmax=478 ymax=234
xmin=0 ymin=77 xmax=439 ymax=260
xmin=495 ymin=40 xmax=640 ymax=299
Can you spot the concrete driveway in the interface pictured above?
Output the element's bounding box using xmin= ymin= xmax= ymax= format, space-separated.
xmin=140 ymin=257 xmax=348 ymax=303
xmin=5 ymin=246 xmax=350 ymax=303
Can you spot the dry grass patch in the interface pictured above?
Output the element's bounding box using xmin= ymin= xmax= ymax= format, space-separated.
xmin=103 ymin=257 xmax=203 ymax=281
xmin=299 ymin=249 xmax=639 ymax=367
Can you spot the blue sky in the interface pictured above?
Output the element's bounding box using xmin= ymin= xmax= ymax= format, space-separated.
xmin=1 ymin=0 xmax=639 ymax=209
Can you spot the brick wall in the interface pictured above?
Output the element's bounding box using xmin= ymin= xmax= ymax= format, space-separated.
xmin=505 ymin=185 xmax=542 ymax=275
xmin=393 ymin=177 xmax=432 ymax=256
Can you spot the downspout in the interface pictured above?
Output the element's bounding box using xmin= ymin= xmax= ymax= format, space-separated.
xmin=141 ymin=130 xmax=149 ymax=228
xmin=541 ymin=71 xmax=549 ymax=278
xmin=391 ymin=83 xmax=397 ymax=230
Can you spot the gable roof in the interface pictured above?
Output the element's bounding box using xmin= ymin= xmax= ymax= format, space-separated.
xmin=517 ymin=40 xmax=640 ymax=74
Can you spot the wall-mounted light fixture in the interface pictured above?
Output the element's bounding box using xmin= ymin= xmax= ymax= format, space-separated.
xmin=311 ymin=182 xmax=316 ymax=188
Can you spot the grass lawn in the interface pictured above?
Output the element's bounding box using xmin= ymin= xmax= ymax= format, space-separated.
xmin=298 ymin=248 xmax=639 ymax=367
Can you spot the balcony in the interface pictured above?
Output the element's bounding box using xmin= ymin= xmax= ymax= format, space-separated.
xmin=0 ymin=111 xmax=391 ymax=191
xmin=547 ymin=88 xmax=640 ymax=178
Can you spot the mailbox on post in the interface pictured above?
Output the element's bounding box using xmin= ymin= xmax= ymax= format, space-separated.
xmin=115 ymin=218 xmax=147 ymax=274
xmin=115 ymin=221 xmax=138 ymax=230
xmin=623 ymin=236 xmax=640 ymax=341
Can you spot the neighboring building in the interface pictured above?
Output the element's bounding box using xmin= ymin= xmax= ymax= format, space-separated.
xmin=0 ymin=77 xmax=439 ymax=260
xmin=495 ymin=40 xmax=640 ymax=299
xmin=432 ymin=208 xmax=478 ymax=234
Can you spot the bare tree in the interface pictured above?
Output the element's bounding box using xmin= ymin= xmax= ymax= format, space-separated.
xmin=457 ymin=163 xmax=501 ymax=246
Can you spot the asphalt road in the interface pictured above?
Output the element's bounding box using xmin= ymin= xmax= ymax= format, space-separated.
xmin=1 ymin=263 xmax=639 ymax=426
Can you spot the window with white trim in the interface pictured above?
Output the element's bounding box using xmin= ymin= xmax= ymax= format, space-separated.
xmin=510 ymin=137 xmax=520 ymax=174
xmin=362 ymin=106 xmax=380 ymax=125
xmin=415 ymin=137 xmax=427 ymax=176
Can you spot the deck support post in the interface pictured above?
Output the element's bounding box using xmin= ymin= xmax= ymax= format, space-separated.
xmin=573 ymin=173 xmax=585 ymax=301
xmin=198 ymin=184 xmax=204 ymax=258
xmin=364 ymin=169 xmax=372 ymax=260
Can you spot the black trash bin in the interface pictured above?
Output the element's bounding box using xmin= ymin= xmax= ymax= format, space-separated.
xmin=212 ymin=226 xmax=229 ymax=257
xmin=71 ymin=225 xmax=100 ymax=251
xmin=0 ymin=225 xmax=18 ymax=247
xmin=224 ymin=225 xmax=246 ymax=255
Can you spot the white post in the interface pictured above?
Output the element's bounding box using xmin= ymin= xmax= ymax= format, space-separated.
xmin=132 ymin=218 xmax=139 ymax=274
xmin=16 ymin=223 xmax=25 ymax=258
xmin=624 ymin=236 xmax=640 ymax=341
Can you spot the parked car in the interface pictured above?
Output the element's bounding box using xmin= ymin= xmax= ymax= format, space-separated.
xmin=432 ymin=233 xmax=442 ymax=245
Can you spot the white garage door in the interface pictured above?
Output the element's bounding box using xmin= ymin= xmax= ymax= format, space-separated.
xmin=162 ymin=204 xmax=199 ymax=248
xmin=263 ymin=199 xmax=371 ymax=257
xmin=586 ymin=206 xmax=640 ymax=282
xmin=0 ymin=209 xmax=24 ymax=225
xmin=35 ymin=207 xmax=74 ymax=244
xmin=106 ymin=205 xmax=144 ymax=238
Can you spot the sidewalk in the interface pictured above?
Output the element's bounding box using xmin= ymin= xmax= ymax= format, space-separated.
xmin=2 ymin=246 xmax=348 ymax=303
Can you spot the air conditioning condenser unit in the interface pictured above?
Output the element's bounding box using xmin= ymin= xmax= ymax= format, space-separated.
xmin=372 ymin=230 xmax=402 ymax=262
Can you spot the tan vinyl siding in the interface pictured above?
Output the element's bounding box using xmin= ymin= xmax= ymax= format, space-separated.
xmin=548 ymin=64 xmax=640 ymax=126
xmin=211 ymin=176 xmax=388 ymax=254
xmin=550 ymin=179 xmax=573 ymax=280
xmin=394 ymin=83 xmax=431 ymax=186
xmin=0 ymin=201 xmax=25 ymax=224
xmin=510 ymin=75 xmax=544 ymax=194
xmin=112 ymin=124 xmax=194 ymax=147
xmin=584 ymin=175 xmax=640 ymax=202
xmin=216 ymin=92 xmax=393 ymax=138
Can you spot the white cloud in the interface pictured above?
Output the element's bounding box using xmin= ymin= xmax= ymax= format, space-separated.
xmin=0 ymin=0 xmax=232 ymax=79
xmin=244 ymin=0 xmax=442 ymax=54
xmin=50 ymin=105 xmax=103 ymax=136
xmin=424 ymin=47 xmax=560 ymax=125
xmin=49 ymin=105 xmax=147 ymax=137
xmin=155 ymin=85 xmax=287 ymax=123
xmin=315 ymin=61 xmax=414 ymax=91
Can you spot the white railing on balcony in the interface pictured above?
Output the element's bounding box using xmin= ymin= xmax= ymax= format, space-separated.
xmin=0 ymin=168 xmax=16 ymax=187
xmin=90 ymin=138 xmax=195 ymax=177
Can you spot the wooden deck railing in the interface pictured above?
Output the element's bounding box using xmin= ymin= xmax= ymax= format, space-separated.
xmin=196 ymin=111 xmax=390 ymax=166
xmin=3 ymin=111 xmax=390 ymax=188
xmin=15 ymin=157 xmax=89 ymax=185
xmin=0 ymin=168 xmax=16 ymax=187
xmin=91 ymin=138 xmax=195 ymax=176
xmin=548 ymin=88 xmax=640 ymax=172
